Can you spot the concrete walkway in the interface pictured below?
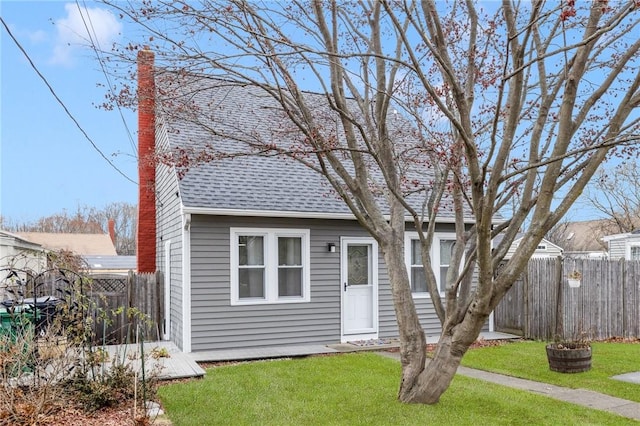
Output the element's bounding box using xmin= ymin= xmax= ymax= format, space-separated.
xmin=376 ymin=351 xmax=640 ymax=422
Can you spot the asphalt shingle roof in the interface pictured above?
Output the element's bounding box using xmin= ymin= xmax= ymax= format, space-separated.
xmin=157 ymin=76 xmax=450 ymax=218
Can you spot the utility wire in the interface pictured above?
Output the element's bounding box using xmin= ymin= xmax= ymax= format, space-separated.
xmin=77 ymin=0 xmax=138 ymax=159
xmin=0 ymin=16 xmax=137 ymax=185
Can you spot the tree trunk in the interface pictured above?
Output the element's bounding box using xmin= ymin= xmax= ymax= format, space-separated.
xmin=400 ymin=332 xmax=462 ymax=404
xmin=382 ymin=236 xmax=490 ymax=404
xmin=379 ymin=237 xmax=427 ymax=400
xmin=402 ymin=304 xmax=489 ymax=404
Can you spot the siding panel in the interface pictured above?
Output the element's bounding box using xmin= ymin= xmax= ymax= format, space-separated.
xmin=189 ymin=215 xmax=455 ymax=351
xmin=155 ymin=120 xmax=185 ymax=349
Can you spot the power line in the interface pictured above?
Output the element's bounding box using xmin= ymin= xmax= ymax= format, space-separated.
xmin=76 ymin=0 xmax=138 ymax=159
xmin=0 ymin=16 xmax=137 ymax=185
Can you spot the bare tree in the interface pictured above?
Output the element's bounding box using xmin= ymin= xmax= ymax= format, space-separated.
xmin=103 ymin=0 xmax=640 ymax=403
xmin=586 ymin=162 xmax=640 ymax=233
xmin=1 ymin=203 xmax=137 ymax=255
xmin=101 ymin=202 xmax=137 ymax=255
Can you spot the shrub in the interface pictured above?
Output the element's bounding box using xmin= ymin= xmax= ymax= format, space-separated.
xmin=0 ymin=263 xmax=159 ymax=424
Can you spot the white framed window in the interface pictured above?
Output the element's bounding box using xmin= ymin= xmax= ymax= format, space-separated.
xmin=408 ymin=239 xmax=428 ymax=294
xmin=230 ymin=228 xmax=310 ymax=305
xmin=405 ymin=232 xmax=457 ymax=297
xmin=627 ymin=243 xmax=640 ymax=261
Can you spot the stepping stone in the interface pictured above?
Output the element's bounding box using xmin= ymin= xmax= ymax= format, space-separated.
xmin=611 ymin=372 xmax=640 ymax=384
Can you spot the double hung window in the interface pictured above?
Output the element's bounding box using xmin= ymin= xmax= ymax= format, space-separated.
xmin=405 ymin=233 xmax=457 ymax=296
xmin=231 ymin=228 xmax=310 ymax=305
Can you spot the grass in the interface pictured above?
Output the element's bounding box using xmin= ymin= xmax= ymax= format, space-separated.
xmin=461 ymin=340 xmax=640 ymax=402
xmin=158 ymin=352 xmax=637 ymax=425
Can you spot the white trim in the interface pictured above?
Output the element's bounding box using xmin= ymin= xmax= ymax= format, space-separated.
xmin=229 ymin=227 xmax=311 ymax=305
xmin=602 ymin=232 xmax=631 ymax=242
xmin=340 ymin=236 xmax=379 ymax=343
xmin=163 ymin=240 xmax=171 ymax=341
xmin=182 ymin=214 xmax=192 ymax=353
xmin=182 ymin=206 xmax=495 ymax=224
xmin=404 ymin=233 xmax=427 ymax=298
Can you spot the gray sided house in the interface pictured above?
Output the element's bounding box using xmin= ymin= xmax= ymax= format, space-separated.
xmin=603 ymin=230 xmax=640 ymax=260
xmin=502 ymin=236 xmax=564 ymax=260
xmin=138 ymin=51 xmax=489 ymax=353
xmin=0 ymin=230 xmax=47 ymax=300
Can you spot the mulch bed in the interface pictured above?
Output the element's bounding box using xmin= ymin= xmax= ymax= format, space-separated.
xmin=1 ymin=399 xmax=151 ymax=426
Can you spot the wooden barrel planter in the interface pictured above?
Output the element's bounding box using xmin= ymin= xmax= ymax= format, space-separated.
xmin=546 ymin=343 xmax=592 ymax=373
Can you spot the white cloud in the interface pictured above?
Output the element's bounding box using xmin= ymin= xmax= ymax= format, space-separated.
xmin=50 ymin=3 xmax=121 ymax=66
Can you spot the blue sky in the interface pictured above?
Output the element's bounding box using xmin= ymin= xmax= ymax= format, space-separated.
xmin=0 ymin=1 xmax=612 ymax=226
xmin=1 ymin=1 xmax=138 ymax=224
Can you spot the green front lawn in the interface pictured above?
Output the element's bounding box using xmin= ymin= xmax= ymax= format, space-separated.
xmin=462 ymin=340 xmax=640 ymax=402
xmin=158 ymin=352 xmax=636 ymax=425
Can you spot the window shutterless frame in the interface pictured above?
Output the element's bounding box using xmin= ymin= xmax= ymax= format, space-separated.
xmin=230 ymin=228 xmax=311 ymax=305
xmin=404 ymin=232 xmax=458 ymax=298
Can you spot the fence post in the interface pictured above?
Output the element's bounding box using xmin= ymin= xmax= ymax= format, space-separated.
xmin=128 ymin=270 xmax=136 ymax=343
xmin=523 ymin=269 xmax=530 ymax=338
xmin=621 ymin=258 xmax=627 ymax=338
xmin=554 ymin=256 xmax=564 ymax=340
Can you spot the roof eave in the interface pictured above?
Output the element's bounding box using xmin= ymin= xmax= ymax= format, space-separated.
xmin=602 ymin=233 xmax=631 ymax=242
xmin=180 ymin=206 xmax=499 ymax=225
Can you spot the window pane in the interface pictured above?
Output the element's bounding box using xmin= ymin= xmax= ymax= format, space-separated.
xmin=239 ymin=236 xmax=264 ymax=266
xmin=411 ymin=266 xmax=427 ymax=292
xmin=411 ymin=240 xmax=422 ymax=264
xmin=348 ymin=245 xmax=369 ymax=285
xmin=278 ymin=237 xmax=302 ymax=265
xmin=440 ymin=266 xmax=448 ymax=293
xmin=439 ymin=239 xmax=456 ymax=293
xmin=631 ymin=246 xmax=640 ymax=260
xmin=238 ymin=268 xmax=264 ymax=298
xmin=440 ymin=239 xmax=455 ymax=265
xmin=278 ymin=268 xmax=302 ymax=297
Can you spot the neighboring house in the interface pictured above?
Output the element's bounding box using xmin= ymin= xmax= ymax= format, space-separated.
xmin=136 ymin=51 xmax=492 ymax=353
xmin=84 ymin=255 xmax=137 ymax=276
xmin=0 ymin=230 xmax=47 ymax=300
xmin=0 ymin=230 xmax=47 ymax=269
xmin=551 ymin=219 xmax=614 ymax=258
xmin=602 ymin=230 xmax=640 ymax=260
xmin=502 ymin=236 xmax=564 ymax=260
xmin=17 ymin=232 xmax=118 ymax=257
xmin=492 ymin=234 xmax=563 ymax=260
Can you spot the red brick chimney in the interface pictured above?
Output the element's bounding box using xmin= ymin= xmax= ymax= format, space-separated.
xmin=137 ymin=48 xmax=156 ymax=273
xmin=108 ymin=218 xmax=116 ymax=246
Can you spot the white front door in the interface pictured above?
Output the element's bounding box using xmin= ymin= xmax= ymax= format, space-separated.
xmin=341 ymin=237 xmax=378 ymax=342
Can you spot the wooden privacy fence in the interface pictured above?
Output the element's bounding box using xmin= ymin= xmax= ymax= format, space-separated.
xmin=495 ymin=258 xmax=640 ymax=340
xmin=88 ymin=271 xmax=164 ymax=345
